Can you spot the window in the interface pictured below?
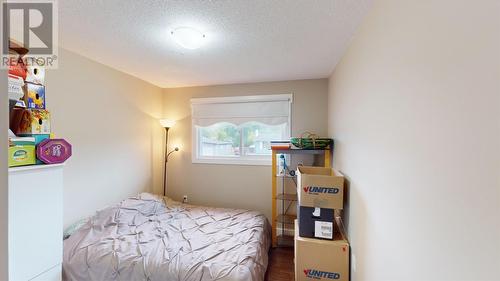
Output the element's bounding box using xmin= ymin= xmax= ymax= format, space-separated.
xmin=192 ymin=94 xmax=292 ymax=165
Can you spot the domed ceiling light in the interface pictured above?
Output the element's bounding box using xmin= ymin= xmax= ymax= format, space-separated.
xmin=171 ymin=27 xmax=206 ymax=50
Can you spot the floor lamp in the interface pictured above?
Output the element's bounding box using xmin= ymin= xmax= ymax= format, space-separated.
xmin=160 ymin=119 xmax=179 ymax=196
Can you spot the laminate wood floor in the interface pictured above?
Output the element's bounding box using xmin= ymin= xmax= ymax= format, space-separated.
xmin=265 ymin=247 xmax=295 ymax=281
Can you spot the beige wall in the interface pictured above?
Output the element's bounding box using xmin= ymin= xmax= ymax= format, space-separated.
xmin=1 ymin=70 xmax=8 ymax=280
xmin=162 ymin=79 xmax=328 ymax=221
xmin=328 ymin=0 xmax=500 ymax=280
xmin=46 ymin=49 xmax=164 ymax=227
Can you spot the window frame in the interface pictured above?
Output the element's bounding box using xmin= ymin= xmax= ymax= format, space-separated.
xmin=191 ymin=94 xmax=292 ymax=166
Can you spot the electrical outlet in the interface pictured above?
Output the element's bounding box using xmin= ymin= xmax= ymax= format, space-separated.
xmin=183 ymin=195 xmax=188 ymax=203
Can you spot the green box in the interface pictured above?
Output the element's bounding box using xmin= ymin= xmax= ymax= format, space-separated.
xmin=8 ymin=137 xmax=36 ymax=167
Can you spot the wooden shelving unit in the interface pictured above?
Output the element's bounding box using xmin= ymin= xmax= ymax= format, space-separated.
xmin=276 ymin=193 xmax=297 ymax=201
xmin=271 ymin=148 xmax=331 ymax=247
xmin=276 ymin=214 xmax=296 ymax=224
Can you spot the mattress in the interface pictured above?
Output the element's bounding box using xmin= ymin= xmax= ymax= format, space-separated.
xmin=63 ymin=193 xmax=271 ymax=281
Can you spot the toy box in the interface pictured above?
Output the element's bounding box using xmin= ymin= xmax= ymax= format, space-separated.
xmin=25 ymin=66 xmax=45 ymax=85
xmin=17 ymin=109 xmax=51 ymax=135
xmin=8 ymin=74 xmax=25 ymax=102
xmin=297 ymin=166 xmax=345 ymax=209
xmin=8 ymin=59 xmax=27 ymax=80
xmin=37 ymin=139 xmax=72 ymax=164
xmin=23 ymin=82 xmax=46 ymax=109
xmin=8 ymin=137 xmax=36 ymax=167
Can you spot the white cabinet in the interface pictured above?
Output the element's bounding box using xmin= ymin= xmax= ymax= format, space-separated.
xmin=30 ymin=265 xmax=62 ymax=281
xmin=8 ymin=164 xmax=64 ymax=281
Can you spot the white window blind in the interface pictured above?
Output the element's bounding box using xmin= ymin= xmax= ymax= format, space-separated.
xmin=191 ymin=94 xmax=292 ymax=127
xmin=190 ymin=94 xmax=292 ymax=165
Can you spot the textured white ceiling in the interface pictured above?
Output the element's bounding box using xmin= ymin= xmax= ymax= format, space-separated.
xmin=59 ymin=0 xmax=372 ymax=88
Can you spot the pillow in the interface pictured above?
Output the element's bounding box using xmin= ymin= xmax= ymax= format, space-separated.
xmin=137 ymin=192 xmax=181 ymax=206
xmin=63 ymin=217 xmax=89 ymax=240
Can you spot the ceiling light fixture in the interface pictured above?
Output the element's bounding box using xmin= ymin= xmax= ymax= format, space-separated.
xmin=171 ymin=27 xmax=206 ymax=50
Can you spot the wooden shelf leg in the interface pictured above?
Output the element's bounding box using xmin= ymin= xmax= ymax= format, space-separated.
xmin=272 ymin=150 xmax=277 ymax=247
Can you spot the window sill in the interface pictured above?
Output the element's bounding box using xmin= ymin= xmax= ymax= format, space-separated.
xmin=192 ymin=158 xmax=271 ymax=166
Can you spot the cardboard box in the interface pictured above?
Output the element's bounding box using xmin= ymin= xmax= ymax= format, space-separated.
xmin=32 ymin=134 xmax=50 ymax=145
xmin=295 ymin=220 xmax=349 ymax=281
xmin=9 ymin=107 xmax=28 ymax=135
xmin=8 ymin=137 xmax=36 ymax=167
xmin=297 ymin=166 xmax=345 ymax=209
xmin=298 ymin=206 xmax=336 ymax=239
xmin=8 ymin=74 xmax=25 ymax=102
xmin=25 ymin=134 xmax=50 ymax=164
xmin=23 ymin=82 xmax=46 ymax=109
xmin=17 ymin=109 xmax=51 ymax=135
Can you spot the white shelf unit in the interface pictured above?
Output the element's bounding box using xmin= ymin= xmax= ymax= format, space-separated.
xmin=8 ymin=164 xmax=64 ymax=281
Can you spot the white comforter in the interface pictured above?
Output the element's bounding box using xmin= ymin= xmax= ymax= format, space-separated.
xmin=63 ymin=193 xmax=270 ymax=281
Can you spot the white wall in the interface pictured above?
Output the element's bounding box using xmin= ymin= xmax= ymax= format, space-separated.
xmin=328 ymin=0 xmax=500 ymax=280
xmin=162 ymin=79 xmax=329 ymax=221
xmin=46 ymin=49 xmax=164 ymax=227
xmin=1 ymin=70 xmax=8 ymax=281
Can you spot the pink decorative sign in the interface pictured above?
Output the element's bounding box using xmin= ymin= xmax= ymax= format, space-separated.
xmin=37 ymin=139 xmax=72 ymax=164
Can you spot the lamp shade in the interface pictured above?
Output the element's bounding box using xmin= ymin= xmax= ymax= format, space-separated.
xmin=160 ymin=119 xmax=176 ymax=128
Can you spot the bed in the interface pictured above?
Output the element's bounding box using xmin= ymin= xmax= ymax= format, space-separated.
xmin=63 ymin=193 xmax=271 ymax=281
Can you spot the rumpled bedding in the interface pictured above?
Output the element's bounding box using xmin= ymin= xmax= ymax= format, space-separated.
xmin=63 ymin=193 xmax=271 ymax=281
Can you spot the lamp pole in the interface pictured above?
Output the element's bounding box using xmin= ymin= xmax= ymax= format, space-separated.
xmin=163 ymin=127 xmax=169 ymax=196
xmin=160 ymin=119 xmax=177 ymax=197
